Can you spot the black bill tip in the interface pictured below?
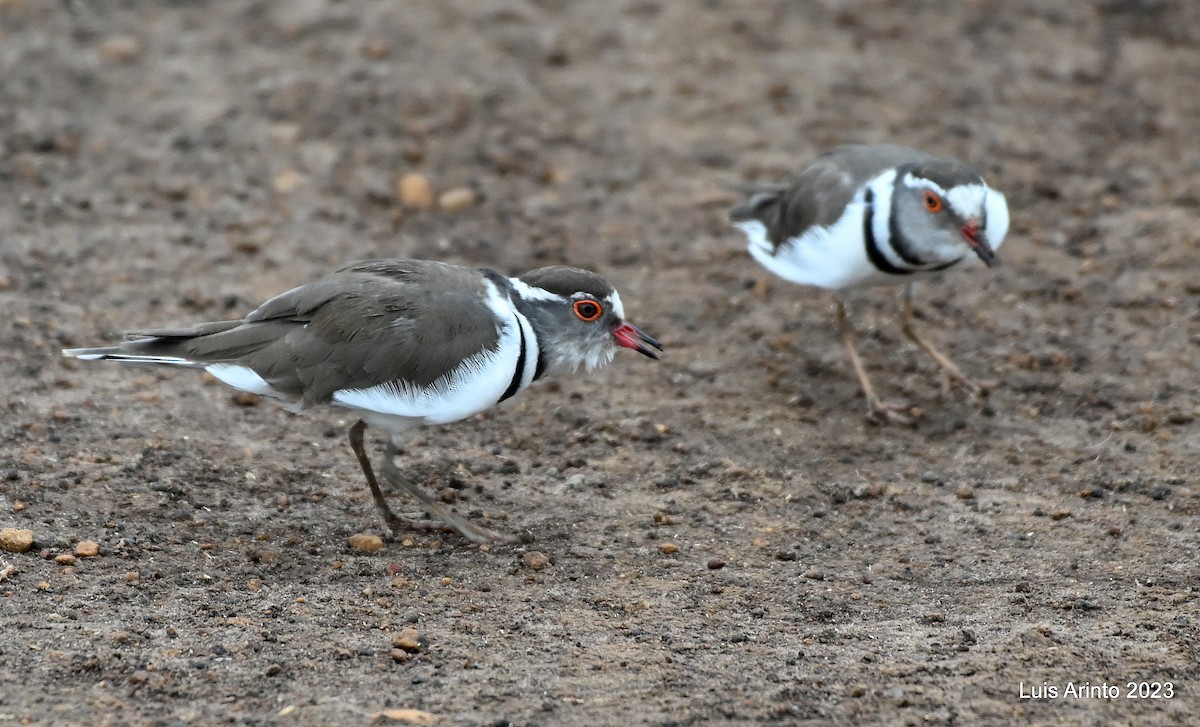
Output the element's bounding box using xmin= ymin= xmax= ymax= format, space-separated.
xmin=614 ymin=322 xmax=663 ymax=360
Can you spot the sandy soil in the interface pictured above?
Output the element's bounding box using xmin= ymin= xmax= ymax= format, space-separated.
xmin=2 ymin=1 xmax=1198 ymax=724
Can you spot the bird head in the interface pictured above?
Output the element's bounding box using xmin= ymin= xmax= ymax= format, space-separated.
xmin=512 ymin=266 xmax=662 ymax=376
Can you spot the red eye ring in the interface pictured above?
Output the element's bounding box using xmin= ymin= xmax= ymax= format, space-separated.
xmin=573 ymin=300 xmax=603 ymax=322
xmin=923 ymin=191 xmax=944 ymax=213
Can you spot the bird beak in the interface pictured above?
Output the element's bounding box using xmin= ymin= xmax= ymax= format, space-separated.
xmin=613 ymin=322 xmax=663 ymax=360
xmin=962 ymin=221 xmax=996 ymax=267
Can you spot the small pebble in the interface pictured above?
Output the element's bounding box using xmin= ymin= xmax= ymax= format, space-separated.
xmin=658 ymin=542 xmax=680 ymax=555
xmin=706 ymin=559 xmax=725 ymax=570
xmin=98 ymin=35 xmax=142 ymax=63
xmin=391 ymin=626 xmax=423 ymax=653
xmin=231 ymin=391 xmax=262 ymax=407
xmin=349 ymin=533 xmax=385 ymax=554
xmin=74 ymin=540 xmax=100 ymax=558
xmin=375 ymin=708 xmax=437 ymax=724
xmin=54 ymin=553 xmax=76 ymax=566
xmin=390 ymin=648 xmax=410 ymax=663
xmin=125 ymin=571 xmax=140 ymax=583
xmin=396 ymin=173 xmax=434 ymax=209
xmin=954 ymin=486 xmax=976 ymax=500
xmin=268 ymin=123 xmax=302 ymax=146
xmin=271 ymin=169 xmax=306 ymax=194
xmin=1050 ymin=508 xmax=1072 ymax=521
xmin=522 ymin=551 xmax=550 ymax=570
xmin=362 ymin=38 xmax=391 ymax=59
xmin=852 ymin=482 xmax=885 ymax=499
xmin=0 ymin=528 xmax=34 ymax=553
xmin=438 ymin=187 xmax=476 ymax=211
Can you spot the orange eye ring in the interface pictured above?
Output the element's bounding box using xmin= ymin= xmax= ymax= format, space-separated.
xmin=923 ymin=191 xmax=944 ymax=213
xmin=573 ymin=300 xmax=603 ymax=322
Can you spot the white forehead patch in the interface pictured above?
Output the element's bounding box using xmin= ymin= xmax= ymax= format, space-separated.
xmin=607 ymin=291 xmax=625 ymax=319
xmin=902 ymin=173 xmax=987 ymax=219
xmin=945 ymin=183 xmax=988 ymax=220
xmin=509 ymin=277 xmax=565 ymax=302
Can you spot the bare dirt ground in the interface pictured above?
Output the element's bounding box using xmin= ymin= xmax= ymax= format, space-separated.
xmin=2 ymin=1 xmax=1198 ymax=725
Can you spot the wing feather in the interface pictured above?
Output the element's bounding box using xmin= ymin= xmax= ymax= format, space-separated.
xmin=73 ymin=259 xmax=504 ymax=407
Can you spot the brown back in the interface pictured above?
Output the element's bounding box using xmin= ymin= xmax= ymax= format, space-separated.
xmin=128 ymin=259 xmax=503 ymax=405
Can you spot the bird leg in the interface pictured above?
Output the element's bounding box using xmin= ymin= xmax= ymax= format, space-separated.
xmin=349 ymin=420 xmax=526 ymax=543
xmin=347 ymin=419 xmax=451 ymax=536
xmin=899 ymin=284 xmax=992 ymax=397
xmin=836 ymin=300 xmax=916 ymax=425
xmin=378 ymin=439 xmax=530 ymax=545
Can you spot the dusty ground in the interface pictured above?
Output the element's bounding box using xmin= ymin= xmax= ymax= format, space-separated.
xmin=1 ymin=0 xmax=1198 ymax=724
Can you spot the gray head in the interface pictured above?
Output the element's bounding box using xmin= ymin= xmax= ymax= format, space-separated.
xmin=511 ymin=266 xmax=661 ymax=375
xmin=892 ymin=159 xmax=996 ymax=266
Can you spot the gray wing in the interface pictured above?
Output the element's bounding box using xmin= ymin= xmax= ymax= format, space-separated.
xmin=729 ymin=144 xmax=932 ymax=249
xmin=124 ymin=259 xmax=502 ymax=405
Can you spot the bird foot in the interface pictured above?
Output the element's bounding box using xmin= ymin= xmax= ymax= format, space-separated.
xmin=378 ymin=450 xmax=532 ymax=545
xmin=941 ymin=373 xmax=997 ymax=400
xmin=865 ymin=399 xmax=922 ymax=426
xmin=383 ymin=512 xmax=531 ymax=545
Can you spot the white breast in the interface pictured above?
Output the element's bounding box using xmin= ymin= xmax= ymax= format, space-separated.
xmin=740 ymin=172 xmax=1011 ymax=291
xmin=330 ymin=280 xmax=527 ymax=433
xmin=985 ymin=188 xmax=1010 ymax=252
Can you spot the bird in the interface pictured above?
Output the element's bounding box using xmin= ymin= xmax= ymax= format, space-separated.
xmin=63 ymin=258 xmax=662 ymax=543
xmin=729 ymin=144 xmax=1009 ymax=424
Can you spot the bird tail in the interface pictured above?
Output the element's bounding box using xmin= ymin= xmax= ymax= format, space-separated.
xmin=726 ymin=182 xmax=788 ymax=224
xmin=61 ymin=321 xmax=245 ymax=367
xmin=60 ymin=347 xmax=200 ymax=367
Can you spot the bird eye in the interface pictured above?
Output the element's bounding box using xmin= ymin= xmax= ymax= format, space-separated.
xmin=573 ymin=300 xmax=603 ymax=322
xmin=923 ymin=191 xmax=944 ymax=213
